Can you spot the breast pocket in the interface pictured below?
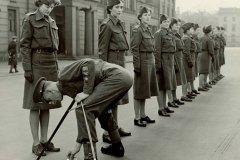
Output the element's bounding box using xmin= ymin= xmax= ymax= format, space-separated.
xmin=163 ymin=36 xmax=174 ymax=46
xmin=142 ymin=33 xmax=154 ymax=47
xmin=112 ymin=29 xmax=124 ymax=42
xmin=32 ymin=23 xmax=49 ymax=39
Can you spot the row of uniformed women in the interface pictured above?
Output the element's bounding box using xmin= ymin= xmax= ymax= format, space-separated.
xmin=130 ymin=7 xmax=226 ymax=127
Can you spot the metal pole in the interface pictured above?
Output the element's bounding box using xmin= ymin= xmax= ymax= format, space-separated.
xmin=36 ymin=100 xmax=75 ymax=160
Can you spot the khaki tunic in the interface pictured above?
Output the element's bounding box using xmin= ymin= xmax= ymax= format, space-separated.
xmin=192 ymin=35 xmax=201 ymax=77
xmin=154 ymin=28 xmax=177 ymax=90
xmin=21 ymin=9 xmax=61 ymax=110
xmin=198 ymin=34 xmax=214 ymax=74
xmin=131 ymin=23 xmax=158 ymax=99
xmin=98 ymin=15 xmax=129 ymax=104
xmin=173 ymin=32 xmax=187 ymax=86
xmin=8 ymin=40 xmax=18 ymax=66
xmin=182 ymin=35 xmax=196 ymax=82
xmin=219 ymin=35 xmax=226 ymax=66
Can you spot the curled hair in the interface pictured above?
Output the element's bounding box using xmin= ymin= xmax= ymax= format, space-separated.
xmin=169 ymin=18 xmax=179 ymax=29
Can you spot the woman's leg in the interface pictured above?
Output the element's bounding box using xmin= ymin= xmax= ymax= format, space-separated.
xmin=167 ymin=90 xmax=174 ymax=102
xmin=172 ymin=90 xmax=178 ymax=101
xmin=134 ymin=99 xmax=141 ymax=120
xmin=30 ymin=110 xmax=40 ymax=146
xmin=139 ymin=99 xmax=146 ymax=118
xmin=39 ymin=110 xmax=49 ymax=143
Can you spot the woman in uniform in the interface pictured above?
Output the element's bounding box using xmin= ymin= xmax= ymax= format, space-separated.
xmin=154 ymin=14 xmax=175 ymax=117
xmin=20 ymin=0 xmax=61 ymax=156
xmin=181 ymin=22 xmax=197 ymax=100
xmin=197 ymin=25 xmax=215 ymax=91
xmin=98 ymin=0 xmax=131 ymax=142
xmin=167 ymin=18 xmax=189 ymax=106
xmin=131 ymin=7 xmax=158 ymax=127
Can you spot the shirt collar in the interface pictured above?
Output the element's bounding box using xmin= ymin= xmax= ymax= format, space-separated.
xmin=36 ymin=9 xmax=46 ymax=21
xmin=140 ymin=23 xmax=149 ymax=32
xmin=109 ymin=14 xmax=120 ymax=25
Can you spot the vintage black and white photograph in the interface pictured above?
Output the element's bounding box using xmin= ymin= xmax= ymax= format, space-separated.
xmin=0 ymin=0 xmax=239 ymax=159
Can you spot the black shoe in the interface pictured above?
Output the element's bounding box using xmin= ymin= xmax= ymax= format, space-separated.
xmin=181 ymin=96 xmax=192 ymax=102
xmin=158 ymin=109 xmax=170 ymax=117
xmin=101 ymin=142 xmax=124 ymax=157
xmin=141 ymin=116 xmax=155 ymax=123
xmin=165 ymin=107 xmax=174 ymax=113
xmin=32 ymin=144 xmax=46 ymax=156
xmin=174 ymin=99 xmax=185 ymax=105
xmin=15 ymin=69 xmax=19 ymax=73
xmin=192 ymin=89 xmax=200 ymax=95
xmin=188 ymin=92 xmax=197 ymax=97
xmin=41 ymin=142 xmax=60 ymax=152
xmin=205 ymin=84 xmax=212 ymax=88
xmin=9 ymin=70 xmax=13 ymax=73
xmin=103 ymin=134 xmax=111 ymax=144
xmin=118 ymin=128 xmax=131 ymax=137
xmin=187 ymin=94 xmax=195 ymax=99
xmin=134 ymin=119 xmax=147 ymax=127
xmin=198 ymin=87 xmax=209 ymax=91
xmin=168 ymin=102 xmax=179 ymax=108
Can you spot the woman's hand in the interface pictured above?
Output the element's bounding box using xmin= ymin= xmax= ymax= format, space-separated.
xmin=66 ymin=142 xmax=82 ymax=160
xmin=75 ymin=92 xmax=89 ymax=103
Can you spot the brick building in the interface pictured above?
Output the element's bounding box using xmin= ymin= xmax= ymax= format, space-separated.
xmin=218 ymin=8 xmax=240 ymax=47
xmin=0 ymin=0 xmax=175 ymax=60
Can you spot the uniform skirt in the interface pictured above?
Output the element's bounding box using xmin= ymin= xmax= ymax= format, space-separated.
xmin=197 ymin=51 xmax=211 ymax=74
xmin=175 ymin=51 xmax=187 ymax=86
xmin=107 ymin=50 xmax=129 ymax=105
xmin=183 ymin=54 xmax=195 ymax=82
xmin=219 ymin=48 xmax=225 ymax=66
xmin=157 ymin=54 xmax=177 ymax=90
xmin=22 ymin=52 xmax=61 ymax=110
xmin=133 ymin=53 xmax=158 ymax=99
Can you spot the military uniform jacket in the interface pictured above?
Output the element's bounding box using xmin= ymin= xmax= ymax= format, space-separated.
xmin=57 ymin=59 xmax=102 ymax=98
xmin=154 ymin=28 xmax=176 ymax=71
xmin=192 ymin=35 xmax=201 ymax=54
xmin=130 ymin=23 xmax=158 ymax=99
xmin=182 ymin=35 xmax=196 ymax=64
xmin=20 ymin=9 xmax=59 ymax=71
xmin=131 ymin=23 xmax=155 ymax=72
xmin=98 ymin=15 xmax=129 ymax=61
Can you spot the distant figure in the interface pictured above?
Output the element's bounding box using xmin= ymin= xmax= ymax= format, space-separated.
xmin=8 ymin=36 xmax=18 ymax=73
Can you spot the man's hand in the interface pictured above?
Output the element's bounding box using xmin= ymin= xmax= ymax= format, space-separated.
xmin=24 ymin=70 xmax=33 ymax=83
xmin=75 ymin=92 xmax=89 ymax=103
xmin=66 ymin=142 xmax=82 ymax=160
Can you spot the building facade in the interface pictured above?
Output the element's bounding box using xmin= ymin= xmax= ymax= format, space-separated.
xmin=0 ymin=0 xmax=175 ymax=60
xmin=218 ymin=8 xmax=240 ymax=47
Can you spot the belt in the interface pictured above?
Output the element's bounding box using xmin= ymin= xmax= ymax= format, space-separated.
xmin=139 ymin=51 xmax=153 ymax=53
xmin=109 ymin=49 xmax=127 ymax=52
xmin=32 ymin=48 xmax=56 ymax=53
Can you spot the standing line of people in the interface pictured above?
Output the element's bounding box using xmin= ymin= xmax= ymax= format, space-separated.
xmin=20 ymin=0 xmax=226 ymax=159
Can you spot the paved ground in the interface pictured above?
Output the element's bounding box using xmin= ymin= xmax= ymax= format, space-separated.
xmin=0 ymin=48 xmax=240 ymax=160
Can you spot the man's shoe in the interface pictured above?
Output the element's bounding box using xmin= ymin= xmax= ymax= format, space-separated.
xmin=165 ymin=107 xmax=174 ymax=113
xmin=15 ymin=69 xmax=19 ymax=73
xmin=101 ymin=142 xmax=124 ymax=157
xmin=118 ymin=128 xmax=131 ymax=137
xmin=41 ymin=142 xmax=60 ymax=152
xmin=181 ymin=96 xmax=192 ymax=102
xmin=192 ymin=89 xmax=200 ymax=95
xmin=103 ymin=134 xmax=111 ymax=144
xmin=141 ymin=116 xmax=155 ymax=123
xmin=9 ymin=70 xmax=13 ymax=73
xmin=198 ymin=87 xmax=208 ymax=91
xmin=168 ymin=102 xmax=179 ymax=108
xmin=32 ymin=144 xmax=46 ymax=156
xmin=134 ymin=119 xmax=147 ymax=127
xmin=205 ymin=84 xmax=212 ymax=88
xmin=174 ymin=99 xmax=185 ymax=105
xmin=158 ymin=109 xmax=170 ymax=117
